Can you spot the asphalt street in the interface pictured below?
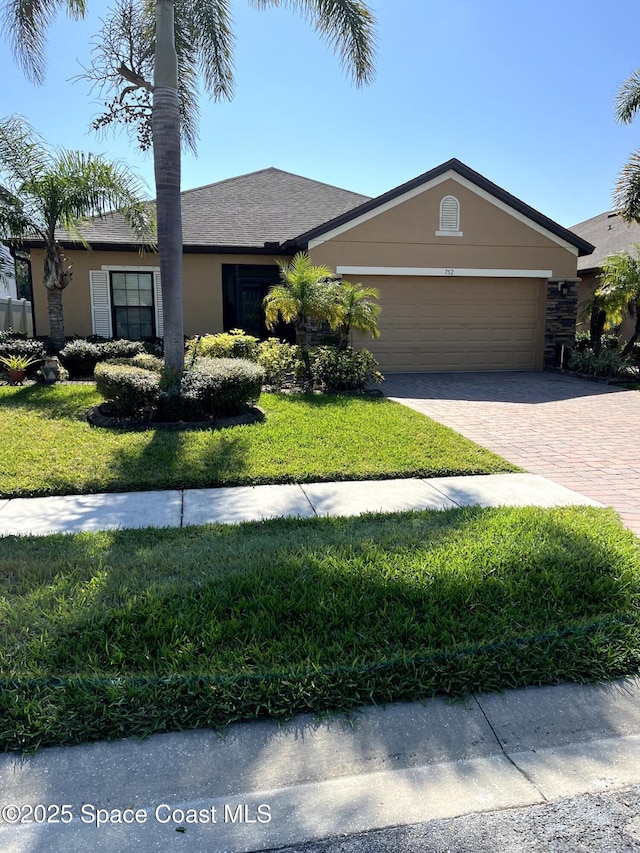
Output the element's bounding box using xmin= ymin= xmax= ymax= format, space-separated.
xmin=273 ymin=784 xmax=640 ymax=853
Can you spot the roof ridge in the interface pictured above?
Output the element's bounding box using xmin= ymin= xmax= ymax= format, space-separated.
xmin=178 ymin=167 xmax=369 ymax=200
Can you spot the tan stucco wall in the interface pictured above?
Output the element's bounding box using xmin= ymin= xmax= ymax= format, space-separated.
xmin=308 ymin=179 xmax=579 ymax=279
xmin=29 ymin=248 xmax=279 ymax=338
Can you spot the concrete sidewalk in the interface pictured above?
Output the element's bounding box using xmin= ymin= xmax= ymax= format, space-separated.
xmin=3 ymin=678 xmax=640 ymax=852
xmin=0 ymin=472 xmax=604 ymax=536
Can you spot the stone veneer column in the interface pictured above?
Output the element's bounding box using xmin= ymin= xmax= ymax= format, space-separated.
xmin=544 ymin=279 xmax=578 ymax=368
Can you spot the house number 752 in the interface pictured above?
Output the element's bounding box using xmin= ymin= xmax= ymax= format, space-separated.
xmin=444 ymin=269 xmax=454 ymax=276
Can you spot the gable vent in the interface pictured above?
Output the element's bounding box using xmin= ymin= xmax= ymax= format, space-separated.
xmin=440 ymin=195 xmax=460 ymax=231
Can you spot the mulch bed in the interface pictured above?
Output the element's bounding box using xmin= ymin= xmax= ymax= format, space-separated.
xmin=86 ymin=404 xmax=265 ymax=431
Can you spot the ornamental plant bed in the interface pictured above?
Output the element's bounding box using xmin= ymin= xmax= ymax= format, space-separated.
xmin=87 ymin=403 xmax=265 ymax=431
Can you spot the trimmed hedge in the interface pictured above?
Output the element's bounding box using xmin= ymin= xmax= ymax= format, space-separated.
xmin=0 ymin=332 xmax=46 ymax=365
xmin=94 ymin=357 xmax=264 ymax=421
xmin=94 ymin=362 xmax=161 ymax=416
xmin=59 ymin=340 xmax=103 ymax=377
xmin=130 ymin=353 xmax=164 ymax=372
xmin=60 ymin=339 xmax=148 ymax=378
xmin=180 ymin=357 xmax=264 ymax=419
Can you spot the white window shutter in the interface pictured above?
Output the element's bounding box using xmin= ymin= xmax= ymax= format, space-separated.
xmin=153 ymin=268 xmax=163 ymax=338
xmin=89 ymin=270 xmax=112 ymax=337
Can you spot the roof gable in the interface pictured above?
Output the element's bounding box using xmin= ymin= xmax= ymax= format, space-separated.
xmin=288 ymin=159 xmax=595 ymax=257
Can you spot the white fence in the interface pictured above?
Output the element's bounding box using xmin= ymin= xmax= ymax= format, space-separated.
xmin=0 ymin=296 xmax=33 ymax=336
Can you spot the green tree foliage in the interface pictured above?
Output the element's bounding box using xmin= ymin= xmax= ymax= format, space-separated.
xmin=335 ymin=280 xmax=380 ymax=349
xmin=0 ymin=115 xmax=153 ymax=349
xmin=595 ymin=248 xmax=640 ymax=355
xmin=263 ymin=251 xmax=343 ymax=375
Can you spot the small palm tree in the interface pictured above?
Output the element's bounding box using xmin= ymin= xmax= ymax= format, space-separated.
xmin=0 ymin=115 xmax=153 ymax=349
xmin=595 ymin=249 xmax=640 ymax=355
xmin=263 ymin=252 xmax=343 ymax=375
xmin=335 ymin=281 xmax=380 ymax=350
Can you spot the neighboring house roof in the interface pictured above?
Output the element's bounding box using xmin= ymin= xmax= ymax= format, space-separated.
xmin=571 ymin=210 xmax=640 ymax=273
xmin=49 ymin=167 xmax=372 ymax=252
xmin=284 ymin=158 xmax=595 ymax=257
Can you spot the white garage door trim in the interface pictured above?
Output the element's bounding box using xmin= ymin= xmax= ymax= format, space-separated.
xmin=337 ymin=266 xmax=553 ymax=278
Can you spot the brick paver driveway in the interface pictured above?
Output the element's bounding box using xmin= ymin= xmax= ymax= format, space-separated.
xmin=382 ymin=371 xmax=640 ymax=537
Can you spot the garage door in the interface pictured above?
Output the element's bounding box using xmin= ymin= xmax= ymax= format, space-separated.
xmin=360 ymin=276 xmax=545 ymax=372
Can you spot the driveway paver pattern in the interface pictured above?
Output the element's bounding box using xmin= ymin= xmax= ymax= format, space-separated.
xmin=382 ymin=371 xmax=640 ymax=537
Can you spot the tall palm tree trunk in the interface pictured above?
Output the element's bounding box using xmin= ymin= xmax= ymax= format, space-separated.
xmin=43 ymin=241 xmax=70 ymax=350
xmin=153 ymin=0 xmax=184 ymax=375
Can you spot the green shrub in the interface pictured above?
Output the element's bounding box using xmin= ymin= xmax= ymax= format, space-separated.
xmin=94 ymin=362 xmax=161 ymax=417
xmin=186 ymin=329 xmax=259 ymax=362
xmin=309 ymin=346 xmax=383 ymax=391
xmin=142 ymin=337 xmax=164 ymax=357
xmin=256 ymin=338 xmax=301 ymax=388
xmin=574 ymin=332 xmax=620 ymax=354
xmin=568 ymin=347 xmax=630 ymax=379
xmin=0 ymin=332 xmax=46 ymax=366
xmin=130 ymin=353 xmax=164 ymax=373
xmin=101 ymin=339 xmax=146 ymax=360
xmin=59 ymin=339 xmax=103 ymax=377
xmin=574 ymin=331 xmax=591 ymax=353
xmin=180 ymin=357 xmax=264 ymax=419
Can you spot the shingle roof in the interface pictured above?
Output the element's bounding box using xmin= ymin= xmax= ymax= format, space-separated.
xmin=55 ymin=167 xmax=371 ymax=250
xmin=39 ymin=161 xmax=595 ymax=258
xmin=570 ymin=210 xmax=640 ymax=272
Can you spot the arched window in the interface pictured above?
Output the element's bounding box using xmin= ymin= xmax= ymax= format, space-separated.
xmin=436 ymin=195 xmax=462 ymax=236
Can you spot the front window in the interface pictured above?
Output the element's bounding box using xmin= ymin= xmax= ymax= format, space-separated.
xmin=111 ymin=271 xmax=155 ymax=339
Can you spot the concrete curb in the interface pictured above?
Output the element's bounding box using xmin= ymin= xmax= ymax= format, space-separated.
xmin=2 ymin=679 xmax=640 ymax=851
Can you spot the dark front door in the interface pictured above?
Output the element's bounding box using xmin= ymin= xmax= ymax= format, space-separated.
xmin=222 ymin=264 xmax=294 ymax=341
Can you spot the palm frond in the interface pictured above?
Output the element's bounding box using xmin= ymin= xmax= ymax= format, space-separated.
xmin=182 ymin=0 xmax=235 ymax=101
xmin=52 ymin=150 xmax=155 ymax=247
xmin=3 ymin=0 xmax=86 ymax=85
xmin=613 ymin=150 xmax=640 ymax=223
xmin=250 ymin=0 xmax=376 ymax=86
xmin=616 ymin=69 xmax=640 ymax=124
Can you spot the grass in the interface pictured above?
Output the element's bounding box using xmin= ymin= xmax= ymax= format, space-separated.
xmin=1 ymin=505 xmax=639 ymax=751
xmin=0 ymin=385 xmax=517 ymax=496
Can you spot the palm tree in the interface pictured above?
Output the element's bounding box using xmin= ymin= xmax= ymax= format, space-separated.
xmin=263 ymin=251 xmax=343 ymax=375
xmin=0 ymin=115 xmax=153 ymax=349
xmin=595 ymin=249 xmax=640 ymax=355
xmin=335 ymin=281 xmax=380 ymax=350
xmin=3 ymin=0 xmax=377 ymax=374
xmin=614 ymin=70 xmax=640 ymax=220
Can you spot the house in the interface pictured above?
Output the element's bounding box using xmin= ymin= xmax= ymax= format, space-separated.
xmin=570 ymin=210 xmax=640 ymax=342
xmin=25 ymin=159 xmax=594 ymax=372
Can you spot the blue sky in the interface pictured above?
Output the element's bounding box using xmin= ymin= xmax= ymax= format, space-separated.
xmin=1 ymin=0 xmax=639 ymax=228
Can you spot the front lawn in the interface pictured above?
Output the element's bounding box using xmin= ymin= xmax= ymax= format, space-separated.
xmin=0 ymin=385 xmax=517 ymax=496
xmin=1 ymin=505 xmax=639 ymax=751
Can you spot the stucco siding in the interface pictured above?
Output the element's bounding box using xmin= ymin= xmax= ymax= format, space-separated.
xmin=29 ymin=249 xmax=279 ymax=339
